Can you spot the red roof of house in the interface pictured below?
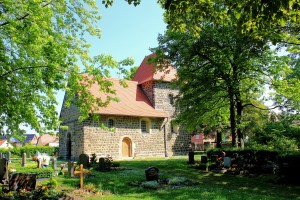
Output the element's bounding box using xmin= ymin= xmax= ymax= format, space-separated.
xmin=85 ymin=77 xmax=167 ymax=118
xmin=37 ymin=134 xmax=58 ymax=146
xmin=132 ymin=54 xmax=177 ymax=84
xmin=0 ymin=140 xmax=6 ymax=146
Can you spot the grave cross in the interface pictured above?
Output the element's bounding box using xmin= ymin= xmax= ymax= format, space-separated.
xmin=74 ymin=164 xmax=89 ymax=189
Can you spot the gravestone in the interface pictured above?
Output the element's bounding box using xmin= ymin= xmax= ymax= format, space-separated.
xmin=224 ymin=157 xmax=231 ymax=168
xmin=7 ymin=152 xmax=11 ymax=163
xmin=145 ymin=167 xmax=159 ymax=182
xmin=9 ymin=173 xmax=37 ymax=191
xmin=0 ymin=158 xmax=8 ymax=184
xmin=41 ymin=155 xmax=50 ymax=168
xmin=22 ymin=153 xmax=27 ymax=167
xmin=52 ymin=157 xmax=57 ymax=172
xmin=38 ymin=159 xmax=42 ymax=169
xmin=98 ymin=157 xmax=106 ymax=171
xmin=78 ymin=154 xmax=89 ymax=169
xmin=187 ymin=151 xmax=195 ymax=164
xmin=201 ymin=156 xmax=208 ymax=163
xmin=68 ymin=161 xmax=75 ymax=177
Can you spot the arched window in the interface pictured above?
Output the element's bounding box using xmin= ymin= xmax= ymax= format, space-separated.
xmin=141 ymin=118 xmax=150 ymax=133
xmin=168 ymin=94 xmax=174 ymax=105
xmin=108 ymin=119 xmax=115 ymax=128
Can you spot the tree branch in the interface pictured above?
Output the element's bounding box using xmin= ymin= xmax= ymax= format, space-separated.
xmin=0 ymin=65 xmax=67 ymax=78
xmin=0 ymin=2 xmax=51 ymax=27
xmin=243 ymin=103 xmax=281 ymax=110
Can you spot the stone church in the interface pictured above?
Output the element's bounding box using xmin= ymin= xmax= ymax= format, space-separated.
xmin=59 ymin=54 xmax=191 ymax=160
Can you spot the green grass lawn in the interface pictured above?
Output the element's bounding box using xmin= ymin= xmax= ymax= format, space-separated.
xmin=48 ymin=156 xmax=300 ymax=200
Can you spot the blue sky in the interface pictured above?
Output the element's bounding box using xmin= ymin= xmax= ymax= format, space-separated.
xmin=55 ymin=1 xmax=166 ymax=116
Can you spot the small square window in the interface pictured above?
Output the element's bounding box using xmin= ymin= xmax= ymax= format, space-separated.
xmin=168 ymin=94 xmax=174 ymax=105
xmin=141 ymin=119 xmax=150 ymax=133
xmin=108 ymin=119 xmax=114 ymax=128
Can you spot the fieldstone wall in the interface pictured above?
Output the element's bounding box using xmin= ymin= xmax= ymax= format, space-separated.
xmin=81 ymin=115 xmax=166 ymax=160
xmin=59 ymin=96 xmax=84 ymax=160
xmin=59 ymin=81 xmax=191 ymax=161
xmin=153 ymin=82 xmax=190 ymax=156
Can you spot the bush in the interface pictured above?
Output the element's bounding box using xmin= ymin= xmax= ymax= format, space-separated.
xmin=0 ymin=145 xmax=57 ymax=157
xmin=12 ymin=167 xmax=54 ymax=179
xmin=277 ymin=152 xmax=300 ymax=184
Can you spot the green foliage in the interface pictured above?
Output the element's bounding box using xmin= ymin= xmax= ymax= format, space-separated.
xmin=0 ymin=145 xmax=57 ymax=157
xmin=90 ymin=153 xmax=97 ymax=164
xmin=1 ymin=178 xmax=66 ymax=199
xmin=140 ymin=181 xmax=161 ymax=189
xmin=13 ymin=168 xmax=54 ymax=179
xmin=123 ymin=66 xmax=138 ymax=80
xmin=152 ymin=21 xmax=290 ymax=147
xmin=0 ymin=0 xmax=134 ymax=137
xmin=253 ymin=114 xmax=300 ymax=150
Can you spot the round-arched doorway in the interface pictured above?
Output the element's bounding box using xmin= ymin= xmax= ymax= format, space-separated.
xmin=122 ymin=137 xmax=132 ymax=158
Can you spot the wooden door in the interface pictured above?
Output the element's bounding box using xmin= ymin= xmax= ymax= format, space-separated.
xmin=122 ymin=137 xmax=132 ymax=157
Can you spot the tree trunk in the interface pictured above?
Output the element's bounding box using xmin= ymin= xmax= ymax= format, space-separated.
xmin=229 ymin=92 xmax=237 ymax=147
xmin=236 ymin=96 xmax=244 ymax=148
xmin=216 ymin=130 xmax=222 ymax=148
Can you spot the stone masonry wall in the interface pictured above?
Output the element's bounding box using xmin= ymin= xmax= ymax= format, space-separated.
xmin=59 ymin=81 xmax=191 ymax=161
xmin=81 ymin=115 xmax=166 ymax=160
xmin=153 ymin=82 xmax=190 ymax=156
xmin=59 ymin=96 xmax=84 ymax=160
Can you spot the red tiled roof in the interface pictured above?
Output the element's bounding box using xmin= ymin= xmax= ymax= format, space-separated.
xmin=37 ymin=134 xmax=58 ymax=146
xmin=132 ymin=54 xmax=177 ymax=84
xmin=0 ymin=140 xmax=6 ymax=146
xmin=85 ymin=77 xmax=167 ymax=118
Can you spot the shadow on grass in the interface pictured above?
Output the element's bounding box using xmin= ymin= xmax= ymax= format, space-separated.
xmin=56 ymin=158 xmax=300 ymax=200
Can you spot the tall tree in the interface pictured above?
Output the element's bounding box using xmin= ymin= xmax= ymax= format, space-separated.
xmin=0 ymin=1 xmax=133 ymax=136
xmin=152 ymin=22 xmax=288 ymax=147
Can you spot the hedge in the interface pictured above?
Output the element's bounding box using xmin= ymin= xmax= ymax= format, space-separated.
xmin=0 ymin=145 xmax=58 ymax=157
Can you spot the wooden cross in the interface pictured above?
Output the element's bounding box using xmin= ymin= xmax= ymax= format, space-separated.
xmin=74 ymin=164 xmax=90 ymax=189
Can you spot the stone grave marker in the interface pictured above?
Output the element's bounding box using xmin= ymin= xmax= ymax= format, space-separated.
xmin=41 ymin=153 xmax=50 ymax=168
xmin=98 ymin=157 xmax=106 ymax=171
xmin=0 ymin=158 xmax=8 ymax=184
xmin=0 ymin=153 xmax=3 ymax=159
xmin=37 ymin=159 xmax=42 ymax=168
xmin=78 ymin=154 xmax=89 ymax=169
xmin=201 ymin=156 xmax=208 ymax=163
xmin=52 ymin=157 xmax=57 ymax=173
xmin=22 ymin=153 xmax=27 ymax=167
xmin=7 ymin=152 xmax=11 ymax=163
xmin=188 ymin=151 xmax=195 ymax=164
xmin=224 ymin=157 xmax=231 ymax=168
xmin=9 ymin=173 xmax=37 ymax=191
xmin=145 ymin=167 xmax=159 ymax=182
xmin=68 ymin=161 xmax=75 ymax=177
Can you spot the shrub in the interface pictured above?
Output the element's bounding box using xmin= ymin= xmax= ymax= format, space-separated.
xmin=0 ymin=145 xmax=57 ymax=157
xmin=13 ymin=167 xmax=54 ymax=179
xmin=90 ymin=153 xmax=97 ymax=164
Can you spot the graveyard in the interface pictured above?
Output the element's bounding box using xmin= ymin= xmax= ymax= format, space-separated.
xmin=0 ymin=150 xmax=299 ymax=200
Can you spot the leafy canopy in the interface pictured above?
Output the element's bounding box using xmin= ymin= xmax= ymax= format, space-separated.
xmin=0 ymin=0 xmax=133 ymax=136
